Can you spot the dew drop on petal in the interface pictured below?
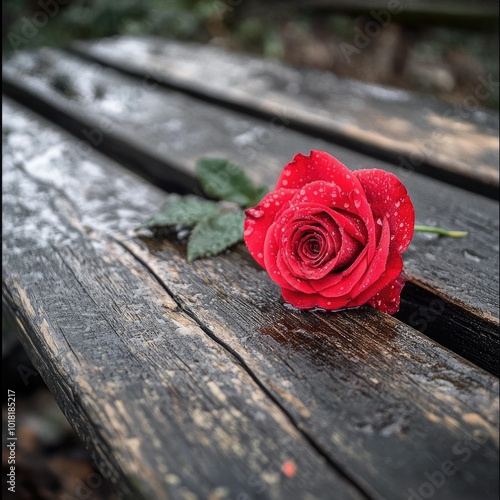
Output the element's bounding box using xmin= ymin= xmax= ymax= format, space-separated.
xmin=354 ymin=200 xmax=361 ymax=208
xmin=248 ymin=208 xmax=264 ymax=218
xmin=300 ymin=189 xmax=306 ymax=195
xmin=244 ymin=227 xmax=254 ymax=236
xmin=376 ymin=218 xmax=382 ymax=225
xmin=282 ymin=179 xmax=288 ymax=186
xmin=257 ymin=252 xmax=263 ymax=259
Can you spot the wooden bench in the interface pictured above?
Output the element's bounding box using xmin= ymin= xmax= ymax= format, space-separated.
xmin=3 ymin=37 xmax=499 ymax=500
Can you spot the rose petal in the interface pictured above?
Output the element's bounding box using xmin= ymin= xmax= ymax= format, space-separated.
xmin=349 ymin=253 xmax=404 ymax=309
xmin=244 ymin=188 xmax=296 ymax=268
xmin=281 ymin=287 xmax=360 ymax=310
xmin=285 ymin=218 xmax=339 ymax=278
xmin=276 ymin=150 xmax=354 ymax=190
xmin=316 ymin=251 xmax=369 ymax=297
xmin=286 ymin=180 xmax=376 ymax=261
xmin=349 ymin=217 xmax=391 ymax=299
xmin=368 ymin=275 xmax=407 ymax=314
xmin=276 ymin=250 xmax=317 ymax=293
xmin=281 ymin=287 xmax=321 ymax=309
xmin=354 ymin=169 xmax=415 ymax=254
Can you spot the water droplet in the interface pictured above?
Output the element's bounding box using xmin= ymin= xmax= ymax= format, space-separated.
xmin=244 ymin=227 xmax=254 ymax=236
xmin=463 ymin=249 xmax=485 ymax=262
xmin=285 ymin=170 xmax=291 ymax=176
xmin=300 ymin=189 xmax=306 ymax=195
xmin=376 ymin=218 xmax=382 ymax=225
xmin=354 ymin=200 xmax=361 ymax=208
xmin=248 ymin=208 xmax=264 ymax=218
xmin=282 ymin=179 xmax=288 ymax=186
xmin=177 ymin=228 xmax=190 ymax=240
xmin=257 ymin=252 xmax=263 ymax=259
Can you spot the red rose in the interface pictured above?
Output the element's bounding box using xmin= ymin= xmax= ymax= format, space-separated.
xmin=243 ymin=151 xmax=415 ymax=314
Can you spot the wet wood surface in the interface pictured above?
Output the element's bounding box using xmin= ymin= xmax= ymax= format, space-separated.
xmin=3 ymin=47 xmax=498 ymax=375
xmin=3 ymin=98 xmax=499 ymax=500
xmin=69 ymin=37 xmax=499 ymax=198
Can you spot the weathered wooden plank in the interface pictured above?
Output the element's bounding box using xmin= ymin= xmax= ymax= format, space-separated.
xmin=3 ymin=47 xmax=498 ymax=374
xmin=2 ymin=98 xmax=364 ymax=500
xmin=70 ymin=37 xmax=499 ymax=198
xmin=3 ymin=98 xmax=499 ymax=500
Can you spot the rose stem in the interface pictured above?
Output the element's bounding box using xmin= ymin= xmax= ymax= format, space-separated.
xmin=414 ymin=225 xmax=468 ymax=237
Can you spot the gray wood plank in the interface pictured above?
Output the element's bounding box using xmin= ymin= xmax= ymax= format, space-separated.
xmin=3 ymin=98 xmax=499 ymax=500
xmin=2 ymin=98 xmax=364 ymax=500
xmin=3 ymin=47 xmax=498 ymax=374
xmin=70 ymin=37 xmax=499 ymax=197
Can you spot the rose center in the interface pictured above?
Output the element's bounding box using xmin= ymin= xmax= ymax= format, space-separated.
xmin=299 ymin=233 xmax=323 ymax=260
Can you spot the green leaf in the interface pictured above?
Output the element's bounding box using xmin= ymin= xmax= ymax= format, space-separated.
xmin=187 ymin=209 xmax=245 ymax=261
xmin=196 ymin=158 xmax=268 ymax=208
xmin=140 ymin=194 xmax=220 ymax=228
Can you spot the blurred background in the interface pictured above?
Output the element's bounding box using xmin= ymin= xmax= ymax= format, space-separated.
xmin=2 ymin=0 xmax=499 ymax=109
xmin=2 ymin=1 xmax=499 ymax=499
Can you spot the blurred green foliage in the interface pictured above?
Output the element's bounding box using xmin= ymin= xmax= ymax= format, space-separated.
xmin=2 ymin=0 xmax=214 ymax=53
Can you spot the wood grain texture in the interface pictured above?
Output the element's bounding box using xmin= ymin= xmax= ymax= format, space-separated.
xmin=3 ymin=98 xmax=499 ymax=500
xmin=2 ymin=98 xmax=363 ymax=500
xmin=69 ymin=37 xmax=499 ymax=197
xmin=3 ymin=47 xmax=498 ymax=374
